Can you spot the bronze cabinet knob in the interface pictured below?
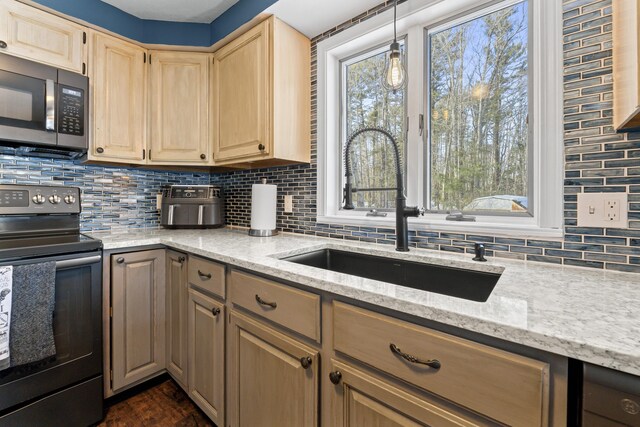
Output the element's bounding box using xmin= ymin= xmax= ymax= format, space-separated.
xmin=329 ymin=371 xmax=342 ymax=385
xmin=116 ymin=257 xmax=125 ymax=264
xmin=211 ymin=307 xmax=220 ymax=316
xmin=200 ymin=153 xmax=206 ymax=159
xmin=258 ymin=143 xmax=265 ymax=151
xmin=96 ymin=147 xmax=104 ymax=154
xmin=300 ymin=356 xmax=312 ymax=369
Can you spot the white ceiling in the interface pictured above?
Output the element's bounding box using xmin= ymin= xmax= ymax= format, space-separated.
xmin=101 ymin=0 xmax=239 ymax=23
xmin=264 ymin=0 xmax=383 ymax=38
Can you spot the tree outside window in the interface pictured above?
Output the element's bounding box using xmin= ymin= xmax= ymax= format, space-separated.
xmin=429 ymin=1 xmax=529 ymax=215
xmin=342 ymin=43 xmax=406 ymax=210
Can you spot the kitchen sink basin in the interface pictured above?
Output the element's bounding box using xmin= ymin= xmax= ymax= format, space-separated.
xmin=281 ymin=249 xmax=501 ymax=302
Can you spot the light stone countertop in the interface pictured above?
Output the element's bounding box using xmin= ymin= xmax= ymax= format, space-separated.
xmin=90 ymin=227 xmax=640 ymax=376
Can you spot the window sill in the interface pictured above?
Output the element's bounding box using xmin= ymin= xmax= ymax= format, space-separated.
xmin=317 ymin=214 xmax=564 ymax=240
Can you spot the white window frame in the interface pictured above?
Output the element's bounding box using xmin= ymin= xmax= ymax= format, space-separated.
xmin=316 ymin=0 xmax=563 ymax=238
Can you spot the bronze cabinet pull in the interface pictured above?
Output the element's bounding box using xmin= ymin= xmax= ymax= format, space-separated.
xmin=255 ymin=294 xmax=277 ymax=309
xmin=300 ymin=356 xmax=312 ymax=369
xmin=198 ymin=270 xmax=212 ymax=279
xmin=178 ymin=256 xmax=186 ymax=263
xmin=389 ymin=343 xmax=441 ymax=370
xmin=329 ymin=371 xmax=342 ymax=385
xmin=211 ymin=307 xmax=220 ymax=316
xmin=258 ymin=143 xmax=265 ymax=151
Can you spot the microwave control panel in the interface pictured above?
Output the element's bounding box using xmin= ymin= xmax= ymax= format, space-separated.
xmin=58 ymin=85 xmax=84 ymax=136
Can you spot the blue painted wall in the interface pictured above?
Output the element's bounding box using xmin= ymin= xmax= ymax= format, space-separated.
xmin=32 ymin=0 xmax=278 ymax=46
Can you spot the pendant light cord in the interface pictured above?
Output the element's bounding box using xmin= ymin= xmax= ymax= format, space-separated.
xmin=393 ymin=0 xmax=398 ymax=42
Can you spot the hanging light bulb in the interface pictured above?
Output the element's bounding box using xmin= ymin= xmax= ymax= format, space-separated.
xmin=383 ymin=0 xmax=406 ymax=92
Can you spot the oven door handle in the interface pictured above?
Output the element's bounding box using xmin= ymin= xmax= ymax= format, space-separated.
xmin=56 ymin=255 xmax=101 ymax=269
xmin=45 ymin=79 xmax=56 ymax=131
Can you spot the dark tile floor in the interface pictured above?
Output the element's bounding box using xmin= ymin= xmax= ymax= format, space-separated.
xmin=98 ymin=376 xmax=214 ymax=427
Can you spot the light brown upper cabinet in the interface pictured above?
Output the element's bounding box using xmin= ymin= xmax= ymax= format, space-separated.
xmin=613 ymin=0 xmax=640 ymax=130
xmin=212 ymin=16 xmax=310 ymax=166
xmin=89 ymin=31 xmax=147 ymax=163
xmin=149 ymin=51 xmax=211 ymax=165
xmin=0 ymin=0 xmax=86 ymax=74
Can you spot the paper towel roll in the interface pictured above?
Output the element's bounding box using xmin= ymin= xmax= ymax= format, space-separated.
xmin=250 ymin=183 xmax=277 ymax=233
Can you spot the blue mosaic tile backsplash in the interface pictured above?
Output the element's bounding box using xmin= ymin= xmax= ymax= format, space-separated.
xmin=0 ymin=155 xmax=210 ymax=232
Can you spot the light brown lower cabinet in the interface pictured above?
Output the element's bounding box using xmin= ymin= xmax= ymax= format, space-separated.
xmin=228 ymin=311 xmax=319 ymax=427
xmin=188 ymin=288 xmax=225 ymax=424
xmin=110 ymin=250 xmax=166 ymax=392
xmin=327 ymin=360 xmax=495 ymax=427
xmin=166 ymin=250 xmax=188 ymax=388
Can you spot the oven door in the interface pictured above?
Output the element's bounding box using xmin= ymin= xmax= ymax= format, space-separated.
xmin=0 ymin=55 xmax=57 ymax=147
xmin=0 ymin=251 xmax=102 ymax=413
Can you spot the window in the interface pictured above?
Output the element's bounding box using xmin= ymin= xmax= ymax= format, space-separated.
xmin=341 ymin=42 xmax=406 ymax=210
xmin=428 ymin=2 xmax=530 ymax=215
xmin=317 ymin=0 xmax=562 ymax=235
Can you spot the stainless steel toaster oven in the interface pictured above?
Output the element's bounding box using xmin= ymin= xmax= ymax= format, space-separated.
xmin=160 ymin=185 xmax=224 ymax=229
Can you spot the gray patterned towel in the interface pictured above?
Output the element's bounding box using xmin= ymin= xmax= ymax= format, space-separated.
xmin=9 ymin=262 xmax=56 ymax=367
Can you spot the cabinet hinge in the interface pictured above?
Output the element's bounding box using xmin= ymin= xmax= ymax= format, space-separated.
xmin=418 ymin=114 xmax=424 ymax=136
xmin=149 ymin=54 xmax=151 ymax=64
xmin=82 ymin=62 xmax=86 ymax=75
xmin=83 ymin=32 xmax=87 ymax=44
xmin=148 ymin=150 xmax=151 ymax=160
xmin=109 ymin=306 xmax=113 ymax=317
xmin=143 ymin=52 xmax=146 ymax=63
xmin=142 ymin=149 xmax=146 ymax=160
xmin=109 ymin=370 xmax=113 ymax=387
xmin=228 ymin=313 xmax=231 ymax=324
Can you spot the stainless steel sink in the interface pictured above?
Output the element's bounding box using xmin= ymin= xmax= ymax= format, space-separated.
xmin=281 ymin=249 xmax=501 ymax=302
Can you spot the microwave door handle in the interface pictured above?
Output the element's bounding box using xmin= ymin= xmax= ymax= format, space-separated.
xmin=45 ymin=79 xmax=55 ymax=131
xmin=198 ymin=205 xmax=204 ymax=226
xmin=168 ymin=204 xmax=175 ymax=226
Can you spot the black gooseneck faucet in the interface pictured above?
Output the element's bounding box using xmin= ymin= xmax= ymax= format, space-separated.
xmin=343 ymin=127 xmax=425 ymax=252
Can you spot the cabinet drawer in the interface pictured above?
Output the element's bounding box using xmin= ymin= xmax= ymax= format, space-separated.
xmin=230 ymin=270 xmax=320 ymax=342
xmin=333 ymin=302 xmax=549 ymax=427
xmin=188 ymin=256 xmax=225 ymax=298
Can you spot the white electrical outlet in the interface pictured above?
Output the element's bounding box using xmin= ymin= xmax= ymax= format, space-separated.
xmin=156 ymin=194 xmax=162 ymax=210
xmin=284 ymin=195 xmax=293 ymax=213
xmin=606 ymin=199 xmax=620 ymax=221
xmin=577 ymin=193 xmax=628 ymax=228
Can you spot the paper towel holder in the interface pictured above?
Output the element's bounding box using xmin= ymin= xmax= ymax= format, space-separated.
xmin=249 ymin=178 xmax=279 ymax=237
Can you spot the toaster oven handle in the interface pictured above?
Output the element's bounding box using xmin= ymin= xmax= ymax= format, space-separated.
xmin=45 ymin=79 xmax=55 ymax=131
xmin=198 ymin=205 xmax=204 ymax=226
xmin=167 ymin=204 xmax=175 ymax=226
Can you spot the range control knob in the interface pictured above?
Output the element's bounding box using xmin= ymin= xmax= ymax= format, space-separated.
xmin=32 ymin=194 xmax=45 ymax=204
xmin=64 ymin=195 xmax=76 ymax=204
xmin=49 ymin=195 xmax=61 ymax=204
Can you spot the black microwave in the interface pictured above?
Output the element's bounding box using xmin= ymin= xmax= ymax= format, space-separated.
xmin=0 ymin=54 xmax=88 ymax=157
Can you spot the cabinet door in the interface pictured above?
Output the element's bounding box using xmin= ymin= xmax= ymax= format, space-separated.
xmin=188 ymin=289 xmax=225 ymax=424
xmin=166 ymin=251 xmax=188 ymax=388
xmin=111 ymin=250 xmax=166 ymax=392
xmin=212 ymin=19 xmax=271 ymax=162
xmin=149 ymin=51 xmax=210 ymax=164
xmin=328 ymin=360 xmax=491 ymax=427
xmin=228 ymin=311 xmax=318 ymax=427
xmin=89 ymin=32 xmax=147 ymax=163
xmin=0 ymin=0 xmax=86 ymax=73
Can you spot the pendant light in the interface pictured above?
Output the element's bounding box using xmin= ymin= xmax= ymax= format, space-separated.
xmin=383 ymin=0 xmax=406 ymax=92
